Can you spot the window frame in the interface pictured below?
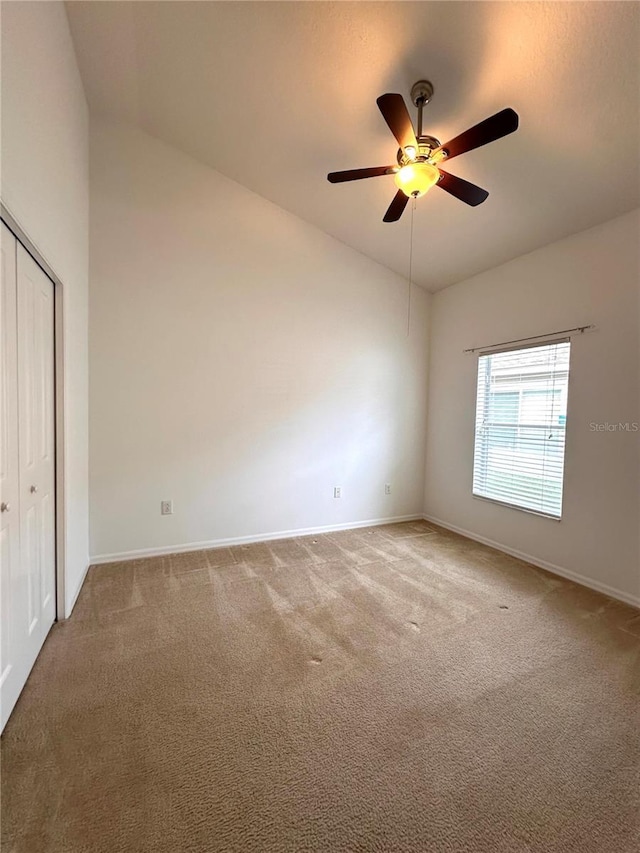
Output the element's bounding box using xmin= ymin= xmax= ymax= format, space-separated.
xmin=471 ymin=338 xmax=571 ymax=521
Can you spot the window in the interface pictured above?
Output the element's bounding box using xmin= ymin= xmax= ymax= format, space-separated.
xmin=472 ymin=341 xmax=571 ymax=518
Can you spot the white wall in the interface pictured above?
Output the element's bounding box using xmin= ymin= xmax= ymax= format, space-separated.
xmin=424 ymin=209 xmax=640 ymax=605
xmin=1 ymin=2 xmax=89 ymax=616
xmin=89 ymin=121 xmax=430 ymax=559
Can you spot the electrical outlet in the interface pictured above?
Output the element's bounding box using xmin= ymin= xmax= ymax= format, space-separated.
xmin=161 ymin=500 xmax=173 ymax=515
xmin=385 ymin=484 xmax=391 ymax=495
xmin=333 ymin=487 xmax=341 ymax=499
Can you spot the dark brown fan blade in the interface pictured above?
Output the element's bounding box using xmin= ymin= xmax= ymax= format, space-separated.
xmin=434 ymin=108 xmax=519 ymax=161
xmin=327 ymin=166 xmax=395 ymax=183
xmin=383 ymin=190 xmax=409 ymax=223
xmin=437 ymin=170 xmax=489 ymax=206
xmin=376 ymin=94 xmax=418 ymax=151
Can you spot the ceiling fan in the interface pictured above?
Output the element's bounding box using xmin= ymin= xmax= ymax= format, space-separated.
xmin=327 ymin=81 xmax=519 ymax=222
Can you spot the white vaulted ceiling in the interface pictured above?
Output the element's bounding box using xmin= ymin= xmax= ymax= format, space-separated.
xmin=66 ymin=1 xmax=640 ymax=291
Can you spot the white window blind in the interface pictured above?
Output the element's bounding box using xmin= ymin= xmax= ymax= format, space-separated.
xmin=472 ymin=340 xmax=571 ymax=518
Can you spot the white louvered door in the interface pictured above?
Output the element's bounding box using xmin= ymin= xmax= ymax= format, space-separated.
xmin=1 ymin=223 xmax=56 ymax=732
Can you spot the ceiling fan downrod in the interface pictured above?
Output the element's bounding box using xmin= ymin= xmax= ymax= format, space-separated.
xmin=410 ymin=80 xmax=434 ymax=140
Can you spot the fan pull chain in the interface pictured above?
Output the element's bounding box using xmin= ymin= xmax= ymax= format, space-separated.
xmin=407 ymin=196 xmax=416 ymax=336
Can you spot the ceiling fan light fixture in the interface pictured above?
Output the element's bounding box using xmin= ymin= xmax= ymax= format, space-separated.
xmin=394 ymin=162 xmax=440 ymax=198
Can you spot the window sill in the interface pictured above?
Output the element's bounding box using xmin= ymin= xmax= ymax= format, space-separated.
xmin=472 ymin=492 xmax=562 ymax=521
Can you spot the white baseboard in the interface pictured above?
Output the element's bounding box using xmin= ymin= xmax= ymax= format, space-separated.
xmin=90 ymin=513 xmax=424 ymax=566
xmin=423 ymin=513 xmax=640 ymax=609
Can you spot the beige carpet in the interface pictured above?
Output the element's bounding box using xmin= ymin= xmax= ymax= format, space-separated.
xmin=2 ymin=520 xmax=639 ymax=852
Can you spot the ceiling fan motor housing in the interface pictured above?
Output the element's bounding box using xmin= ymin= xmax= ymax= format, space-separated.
xmin=396 ymin=134 xmax=442 ymax=166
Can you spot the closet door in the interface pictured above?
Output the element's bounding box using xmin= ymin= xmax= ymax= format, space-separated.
xmin=1 ymin=222 xmax=23 ymax=730
xmin=0 ymin=226 xmax=56 ymax=732
xmin=16 ymin=244 xmax=56 ymax=645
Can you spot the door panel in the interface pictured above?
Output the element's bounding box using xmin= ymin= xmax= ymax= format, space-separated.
xmin=26 ymin=503 xmax=39 ymax=633
xmin=1 ymin=222 xmax=24 ymax=727
xmin=0 ymin=526 xmax=13 ymax=686
xmin=0 ymin=228 xmax=56 ymax=732
xmin=41 ymin=490 xmax=54 ymax=610
xmin=17 ymin=245 xmax=56 ymax=639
